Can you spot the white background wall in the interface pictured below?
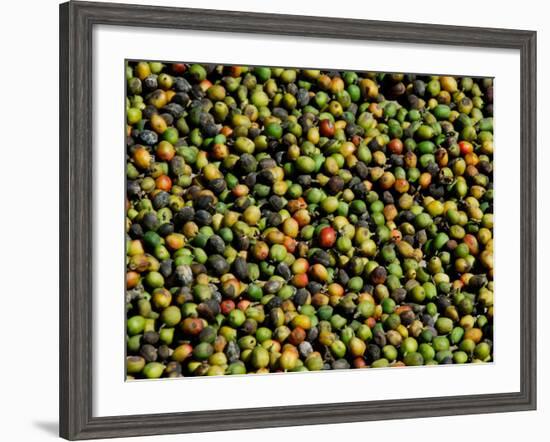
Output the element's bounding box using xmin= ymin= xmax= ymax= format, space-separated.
xmin=0 ymin=0 xmax=546 ymax=440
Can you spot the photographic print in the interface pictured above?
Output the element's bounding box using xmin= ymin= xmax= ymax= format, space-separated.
xmin=61 ymin=3 xmax=537 ymax=438
xmin=125 ymin=61 xmax=494 ymax=379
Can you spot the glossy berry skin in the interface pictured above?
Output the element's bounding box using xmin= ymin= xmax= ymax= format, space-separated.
xmin=318 ymin=227 xmax=337 ymax=248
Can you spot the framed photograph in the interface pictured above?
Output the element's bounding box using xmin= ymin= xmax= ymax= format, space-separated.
xmin=59 ymin=1 xmax=537 ymax=439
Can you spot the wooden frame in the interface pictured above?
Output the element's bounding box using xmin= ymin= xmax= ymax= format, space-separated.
xmin=59 ymin=1 xmax=537 ymax=439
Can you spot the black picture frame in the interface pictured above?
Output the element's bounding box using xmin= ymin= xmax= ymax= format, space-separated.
xmin=59 ymin=1 xmax=537 ymax=439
